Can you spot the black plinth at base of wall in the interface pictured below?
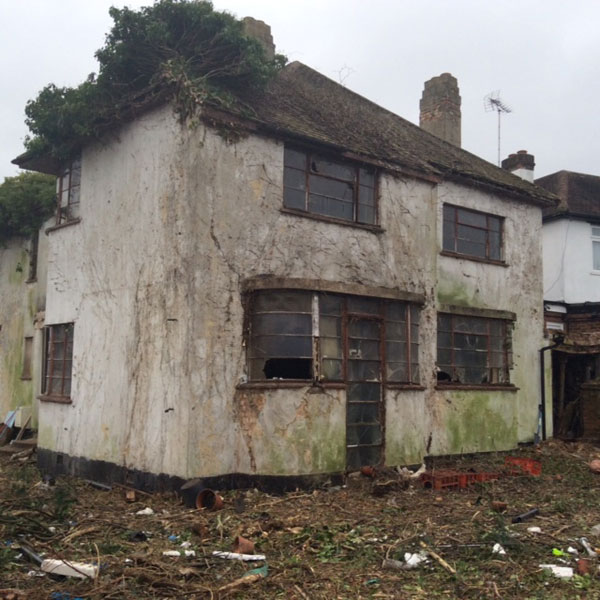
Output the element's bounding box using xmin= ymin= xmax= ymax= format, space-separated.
xmin=36 ymin=448 xmax=344 ymax=495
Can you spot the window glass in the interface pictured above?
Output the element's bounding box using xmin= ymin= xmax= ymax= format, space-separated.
xmin=44 ymin=324 xmax=74 ymax=397
xmin=283 ymin=147 xmax=378 ymax=225
xmin=594 ymin=240 xmax=600 ymax=271
xmin=443 ymin=204 xmax=503 ymax=262
xmin=436 ymin=314 xmax=510 ymax=385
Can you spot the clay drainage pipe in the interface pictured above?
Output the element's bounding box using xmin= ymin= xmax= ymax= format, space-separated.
xmin=196 ymin=488 xmax=224 ymax=511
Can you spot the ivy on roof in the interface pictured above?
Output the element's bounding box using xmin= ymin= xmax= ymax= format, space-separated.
xmin=23 ymin=0 xmax=286 ymax=162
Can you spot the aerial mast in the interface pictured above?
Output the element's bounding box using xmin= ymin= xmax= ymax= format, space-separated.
xmin=484 ymin=91 xmax=512 ymax=166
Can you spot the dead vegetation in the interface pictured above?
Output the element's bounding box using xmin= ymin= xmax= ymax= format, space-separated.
xmin=1 ymin=440 xmax=600 ymax=599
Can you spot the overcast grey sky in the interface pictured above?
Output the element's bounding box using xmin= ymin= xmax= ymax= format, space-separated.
xmin=2 ymin=0 xmax=600 ymax=181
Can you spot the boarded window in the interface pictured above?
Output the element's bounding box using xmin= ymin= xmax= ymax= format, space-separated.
xmin=443 ymin=204 xmax=503 ymax=261
xmin=437 ymin=314 xmax=511 ymax=385
xmin=43 ymin=324 xmax=74 ymax=397
xmin=21 ymin=337 xmax=33 ymax=380
xmin=248 ymin=291 xmax=419 ymax=384
xmin=283 ymin=147 xmax=377 ymax=225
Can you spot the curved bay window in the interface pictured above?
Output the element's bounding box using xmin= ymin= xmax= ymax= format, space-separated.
xmin=247 ymin=290 xmax=419 ymax=384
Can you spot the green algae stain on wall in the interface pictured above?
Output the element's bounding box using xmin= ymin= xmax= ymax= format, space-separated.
xmin=444 ymin=392 xmax=517 ymax=455
xmin=385 ymin=429 xmax=425 ymax=467
xmin=1 ymin=313 xmax=33 ymax=413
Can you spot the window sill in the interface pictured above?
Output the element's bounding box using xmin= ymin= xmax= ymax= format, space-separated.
xmin=590 ymin=271 xmax=600 ymax=276
xmin=45 ymin=218 xmax=81 ymax=234
xmin=37 ymin=394 xmax=72 ymax=404
xmin=20 ymin=376 xmax=32 ymax=381
xmin=238 ymin=380 xmax=348 ymax=390
xmin=25 ymin=278 xmax=37 ymax=284
xmin=385 ymin=383 xmax=425 ymax=391
xmin=280 ymin=208 xmax=384 ymax=233
xmin=440 ymin=250 xmax=507 ymax=267
xmin=435 ymin=384 xmax=518 ymax=392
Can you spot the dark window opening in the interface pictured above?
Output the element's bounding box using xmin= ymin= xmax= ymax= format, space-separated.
xmin=437 ymin=313 xmax=511 ymax=385
xmin=283 ymin=147 xmax=377 ymax=225
xmin=21 ymin=337 xmax=33 ymax=380
xmin=27 ymin=232 xmax=39 ymax=282
xmin=443 ymin=204 xmax=503 ymax=261
xmin=263 ymin=358 xmax=312 ymax=379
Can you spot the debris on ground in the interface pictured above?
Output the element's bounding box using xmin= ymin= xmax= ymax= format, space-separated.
xmin=1 ymin=439 xmax=600 ymax=598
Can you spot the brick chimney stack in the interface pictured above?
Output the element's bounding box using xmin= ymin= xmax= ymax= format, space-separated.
xmin=501 ymin=150 xmax=535 ymax=183
xmin=419 ymin=73 xmax=461 ymax=147
xmin=243 ymin=17 xmax=275 ymax=60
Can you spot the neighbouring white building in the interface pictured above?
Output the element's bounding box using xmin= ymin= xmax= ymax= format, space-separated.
xmin=11 ymin=24 xmax=556 ymax=489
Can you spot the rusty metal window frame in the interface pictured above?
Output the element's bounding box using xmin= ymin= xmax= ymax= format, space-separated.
xmin=442 ymin=204 xmax=503 ymax=262
xmin=56 ymin=157 xmax=81 ymax=224
xmin=283 ymin=147 xmax=378 ymax=225
xmin=247 ymin=290 xmax=420 ymax=384
xmin=42 ymin=323 xmax=74 ymax=398
xmin=437 ymin=313 xmax=511 ymax=385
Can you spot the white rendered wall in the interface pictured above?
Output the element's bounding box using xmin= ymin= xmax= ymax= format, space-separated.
xmin=543 ymin=218 xmax=600 ymax=304
xmin=38 ymin=103 xmax=546 ymax=478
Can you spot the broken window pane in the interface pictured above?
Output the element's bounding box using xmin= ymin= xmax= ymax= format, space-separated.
xmin=437 ymin=314 xmax=510 ymax=385
xmin=347 ymin=402 xmax=380 ymax=424
xmin=283 ymin=146 xmax=378 ymax=225
xmin=319 ymin=295 xmax=342 ymax=315
xmin=347 ymin=445 xmax=381 ymax=470
xmin=347 ymin=382 xmax=381 ymax=402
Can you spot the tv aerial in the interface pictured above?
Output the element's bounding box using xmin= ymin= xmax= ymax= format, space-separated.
xmin=484 ymin=91 xmax=512 ymax=166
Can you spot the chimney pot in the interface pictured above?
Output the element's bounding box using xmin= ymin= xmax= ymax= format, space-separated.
xmin=501 ymin=150 xmax=535 ymax=183
xmin=419 ymin=73 xmax=461 ymax=147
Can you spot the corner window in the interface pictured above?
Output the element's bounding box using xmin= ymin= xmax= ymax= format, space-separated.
xmin=56 ymin=158 xmax=81 ymax=224
xmin=247 ymin=290 xmax=419 ymax=383
xmin=592 ymin=226 xmax=600 ymax=270
xmin=43 ymin=324 xmax=74 ymax=398
xmin=443 ymin=204 xmax=503 ymax=262
xmin=437 ymin=314 xmax=511 ymax=385
xmin=283 ymin=147 xmax=377 ymax=225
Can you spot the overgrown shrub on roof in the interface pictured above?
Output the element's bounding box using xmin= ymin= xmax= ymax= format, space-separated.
xmin=23 ymin=0 xmax=286 ymax=162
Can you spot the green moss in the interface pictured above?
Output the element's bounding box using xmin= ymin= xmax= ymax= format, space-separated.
xmin=444 ymin=392 xmax=516 ymax=454
xmin=266 ymin=420 xmax=345 ymax=475
xmin=8 ymin=249 xmax=27 ymax=286
xmin=385 ymin=430 xmax=424 ymax=467
xmin=1 ymin=313 xmax=33 ymax=413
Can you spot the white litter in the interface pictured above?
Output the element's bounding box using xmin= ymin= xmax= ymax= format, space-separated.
xmin=403 ymin=551 xmax=428 ymax=568
xmin=180 ymin=541 xmax=192 ymax=548
xmin=136 ymin=507 xmax=154 ymax=516
xmin=492 ymin=543 xmax=506 ymax=555
xmin=567 ymin=546 xmax=579 ymax=555
xmin=27 ymin=570 xmax=46 ymax=577
xmin=48 ymin=526 xmax=56 ymax=534
xmin=163 ymin=550 xmax=182 ymax=557
xmin=580 ymin=537 xmax=597 ymax=557
xmin=539 ymin=564 xmax=574 ymax=578
xmin=41 ymin=559 xmax=98 ymax=579
xmin=212 ymin=551 xmax=266 ymax=561
xmin=527 ymin=526 xmax=542 ymax=534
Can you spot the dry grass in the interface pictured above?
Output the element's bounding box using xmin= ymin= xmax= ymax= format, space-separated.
xmin=1 ymin=440 xmax=600 ymax=599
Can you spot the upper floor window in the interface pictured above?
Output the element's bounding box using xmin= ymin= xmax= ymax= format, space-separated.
xmin=443 ymin=204 xmax=503 ymax=262
xmin=247 ymin=290 xmax=419 ymax=384
xmin=592 ymin=226 xmax=600 ymax=271
xmin=283 ymin=147 xmax=377 ymax=225
xmin=56 ymin=157 xmax=81 ymax=224
xmin=437 ymin=313 xmax=511 ymax=385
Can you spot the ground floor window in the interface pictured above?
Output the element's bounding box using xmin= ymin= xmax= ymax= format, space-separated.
xmin=43 ymin=324 xmax=74 ymax=398
xmin=437 ymin=313 xmax=511 ymax=385
xmin=247 ymin=290 xmax=419 ymax=384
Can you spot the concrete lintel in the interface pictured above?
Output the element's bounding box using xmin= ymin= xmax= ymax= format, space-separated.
xmin=243 ymin=276 xmax=425 ymax=304
xmin=438 ymin=303 xmax=516 ymax=321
